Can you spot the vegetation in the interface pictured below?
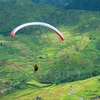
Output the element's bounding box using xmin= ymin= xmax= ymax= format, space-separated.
xmin=0 ymin=0 xmax=100 ymax=100
xmin=32 ymin=0 xmax=100 ymax=11
xmin=0 ymin=76 xmax=100 ymax=100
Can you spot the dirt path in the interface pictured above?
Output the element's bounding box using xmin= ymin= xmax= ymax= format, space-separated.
xmin=67 ymin=85 xmax=84 ymax=100
xmin=67 ymin=79 xmax=93 ymax=100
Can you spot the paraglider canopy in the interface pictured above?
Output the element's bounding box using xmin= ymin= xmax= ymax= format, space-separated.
xmin=10 ymin=22 xmax=64 ymax=41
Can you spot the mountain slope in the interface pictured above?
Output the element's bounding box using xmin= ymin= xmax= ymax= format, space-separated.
xmin=1 ymin=0 xmax=100 ymax=11
xmin=32 ymin=0 xmax=100 ymax=11
xmin=0 ymin=76 xmax=100 ymax=100
xmin=0 ymin=0 xmax=100 ymax=83
xmin=0 ymin=1 xmax=100 ymax=36
xmin=65 ymin=0 xmax=100 ymax=11
xmin=0 ymin=1 xmax=100 ymax=99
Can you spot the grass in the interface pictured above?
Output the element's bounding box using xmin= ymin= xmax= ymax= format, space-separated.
xmin=0 ymin=76 xmax=100 ymax=100
xmin=75 ymin=76 xmax=100 ymax=99
xmin=0 ymin=27 xmax=100 ymax=86
xmin=0 ymin=10 xmax=100 ymax=100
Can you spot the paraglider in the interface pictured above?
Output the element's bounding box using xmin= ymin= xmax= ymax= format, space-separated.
xmin=10 ymin=22 xmax=64 ymax=73
xmin=10 ymin=22 xmax=64 ymax=41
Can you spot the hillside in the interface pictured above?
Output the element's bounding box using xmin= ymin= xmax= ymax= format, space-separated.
xmin=0 ymin=1 xmax=100 ymax=100
xmin=1 ymin=0 xmax=100 ymax=11
xmin=0 ymin=76 xmax=100 ymax=100
xmin=32 ymin=0 xmax=100 ymax=11
xmin=0 ymin=1 xmax=100 ymax=35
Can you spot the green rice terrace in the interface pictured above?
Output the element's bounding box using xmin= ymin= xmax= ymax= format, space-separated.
xmin=0 ymin=0 xmax=100 ymax=100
